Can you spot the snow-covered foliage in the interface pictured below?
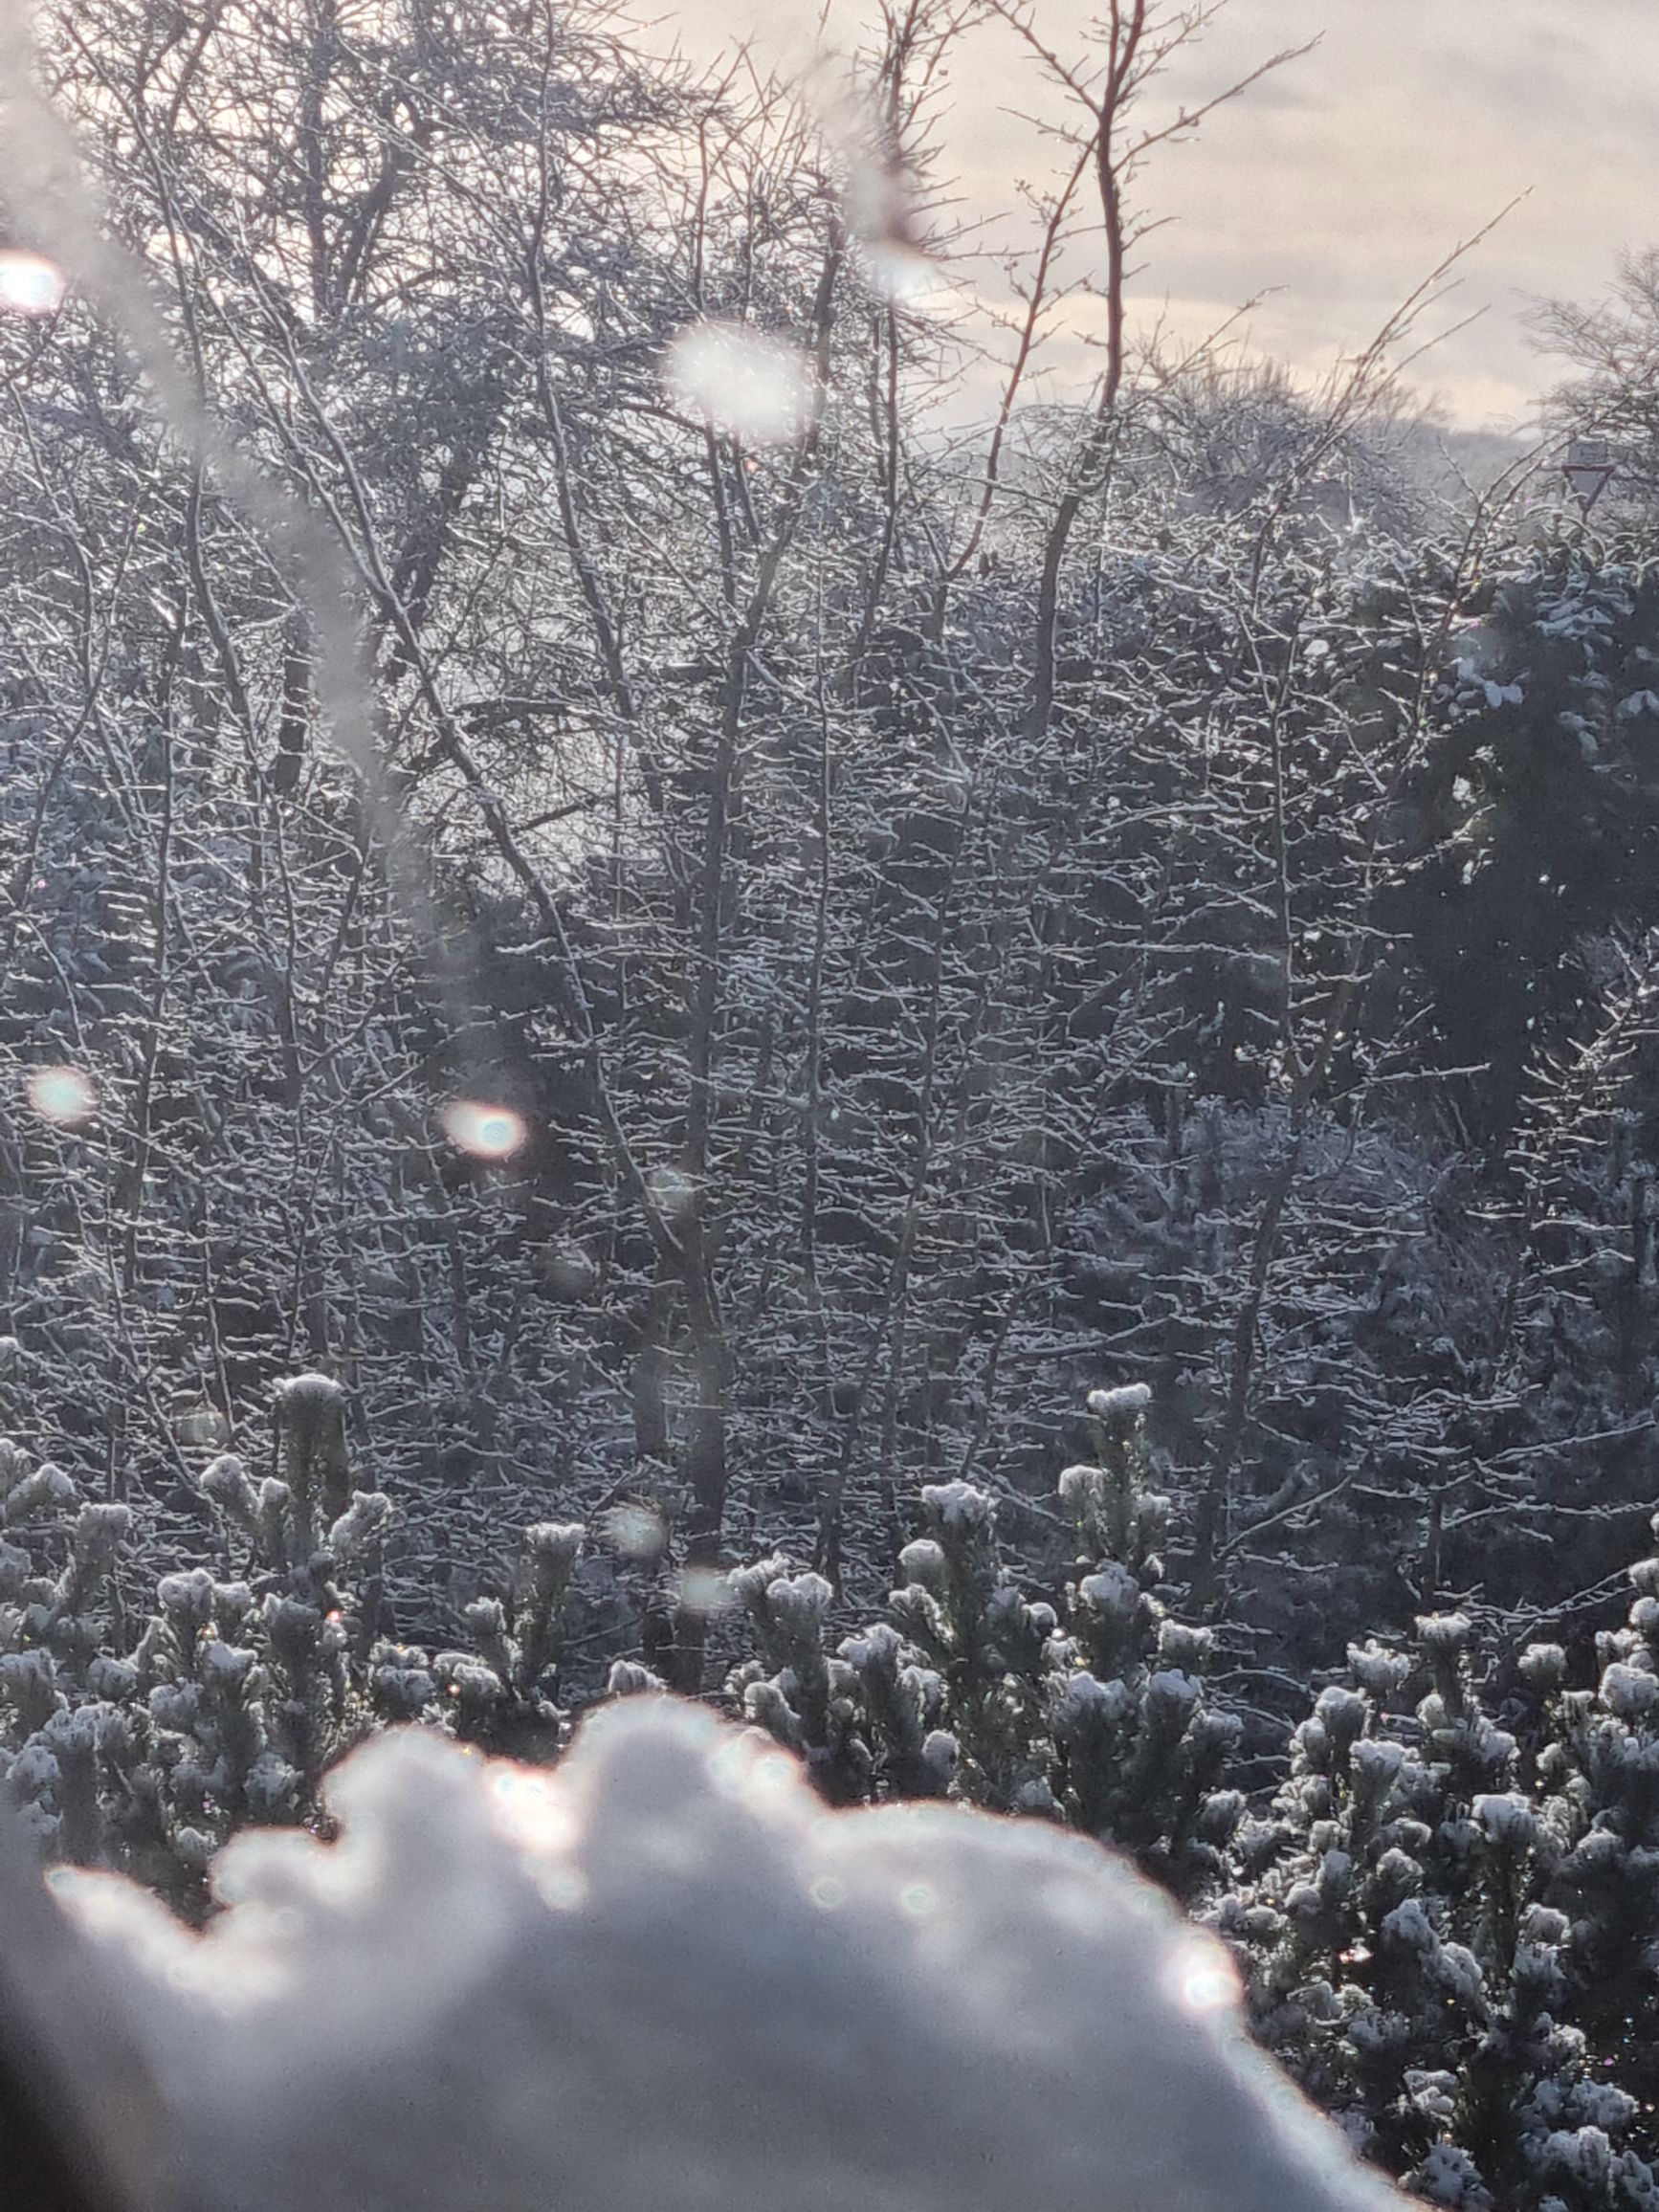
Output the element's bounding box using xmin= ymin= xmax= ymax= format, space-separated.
xmin=1214 ymin=1515 xmax=1659 ymax=2208
xmin=55 ymin=1695 xmax=1401 ymax=2212
xmin=0 ymin=1381 xmax=588 ymax=1900
xmin=12 ymin=1369 xmax=1659 ymax=2202
xmin=733 ymin=1388 xmax=1240 ymax=1893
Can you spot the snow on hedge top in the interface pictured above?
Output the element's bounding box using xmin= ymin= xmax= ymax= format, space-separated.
xmin=56 ymin=1697 xmax=1405 ymax=2212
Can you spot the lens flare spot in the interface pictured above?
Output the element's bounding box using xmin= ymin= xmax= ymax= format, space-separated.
xmin=644 ymin=1164 xmax=697 ymax=1221
xmin=26 ymin=1066 xmax=97 ymax=1127
xmin=174 ymin=1405 xmax=231 ymax=1449
xmin=808 ymin=1873 xmax=845 ymax=1911
xmin=748 ymin=1753 xmax=796 ymax=1804
xmin=1171 ymin=1938 xmax=1239 ymax=2015
xmin=0 ymin=249 xmax=67 ymax=317
xmin=543 ymin=1244 xmax=597 ymax=1300
xmin=534 ymin=1865 xmax=588 ymax=1913
xmin=899 ymin=1881 xmax=937 ymax=1918
xmin=706 ymin=1738 xmax=797 ymax=1819
xmin=856 ymin=239 xmax=944 ymax=307
xmin=441 ymin=1099 xmax=527 ymax=1161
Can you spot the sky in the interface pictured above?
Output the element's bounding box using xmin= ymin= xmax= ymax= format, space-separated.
xmin=646 ymin=0 xmax=1659 ymax=433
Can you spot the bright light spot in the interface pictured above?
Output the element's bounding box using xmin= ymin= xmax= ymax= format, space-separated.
xmin=544 ymin=1244 xmax=596 ymax=1300
xmin=26 ymin=1066 xmax=97 ymax=1127
xmin=857 ymin=239 xmax=945 ymax=308
xmin=808 ymin=1873 xmax=844 ymax=1911
xmin=749 ymin=1754 xmax=795 ymax=1803
xmin=0 ymin=250 xmax=67 ymax=317
xmin=899 ymin=1881 xmax=937 ymax=1918
xmin=604 ymin=1503 xmax=666 ymax=1559
xmin=1181 ymin=1962 xmax=1238 ymax=2012
xmin=1170 ymin=1939 xmax=1239 ymax=2015
xmin=707 ymin=1738 xmax=756 ymax=1800
xmin=440 ymin=1099 xmax=527 ymax=1161
xmin=665 ymin=321 xmax=815 ymax=446
xmin=706 ymin=1739 xmax=798 ymax=1820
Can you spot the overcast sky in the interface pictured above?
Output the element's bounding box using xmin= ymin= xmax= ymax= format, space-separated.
xmin=650 ymin=0 xmax=1659 ymax=431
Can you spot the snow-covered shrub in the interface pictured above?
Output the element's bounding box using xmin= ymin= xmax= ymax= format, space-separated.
xmin=1216 ymin=1522 xmax=1659 ymax=2207
xmin=0 ymin=1381 xmax=590 ymax=1899
xmin=733 ymin=1387 xmax=1242 ymax=1900
xmin=16 ymin=1366 xmax=1659 ymax=2208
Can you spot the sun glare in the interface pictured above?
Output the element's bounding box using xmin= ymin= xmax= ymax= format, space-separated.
xmin=0 ymin=249 xmax=67 ymax=316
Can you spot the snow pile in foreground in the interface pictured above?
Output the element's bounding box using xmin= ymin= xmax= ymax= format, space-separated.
xmin=56 ymin=1696 xmax=1406 ymax=2212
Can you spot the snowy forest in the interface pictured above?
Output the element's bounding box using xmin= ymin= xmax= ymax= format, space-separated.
xmin=7 ymin=0 xmax=1659 ymax=2205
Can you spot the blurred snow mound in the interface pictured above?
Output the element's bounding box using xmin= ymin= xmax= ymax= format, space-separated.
xmin=56 ymin=1697 xmax=1405 ymax=2212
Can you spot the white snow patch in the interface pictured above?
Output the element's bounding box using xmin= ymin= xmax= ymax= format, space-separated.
xmin=54 ymin=1699 xmax=1404 ymax=2212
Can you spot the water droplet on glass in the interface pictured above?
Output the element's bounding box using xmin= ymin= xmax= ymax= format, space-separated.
xmin=677 ymin=1565 xmax=735 ymax=1614
xmin=174 ymin=1405 xmax=231 ymax=1449
xmin=665 ymin=321 xmax=815 ymax=446
xmin=844 ymin=157 xmax=940 ymax=305
xmin=603 ymin=1503 xmax=666 ymax=1559
xmin=544 ymin=1244 xmax=596 ymax=1300
xmin=644 ymin=1164 xmax=697 ymax=1221
xmin=0 ymin=249 xmax=67 ymax=317
xmin=26 ymin=1066 xmax=97 ymax=1127
xmin=440 ymin=1099 xmax=528 ymax=1161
